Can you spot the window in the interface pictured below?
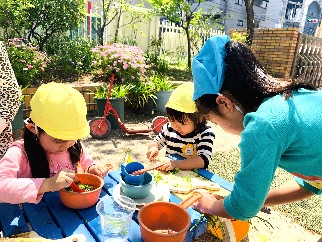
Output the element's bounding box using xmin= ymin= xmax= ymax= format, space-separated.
xmin=237 ymin=20 xmax=243 ymax=27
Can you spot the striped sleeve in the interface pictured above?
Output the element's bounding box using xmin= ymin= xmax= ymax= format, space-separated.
xmin=153 ymin=122 xmax=169 ymax=150
xmin=196 ymin=126 xmax=215 ymax=168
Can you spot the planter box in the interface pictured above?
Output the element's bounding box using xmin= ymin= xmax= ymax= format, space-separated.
xmin=155 ymin=90 xmax=173 ymax=115
xmin=12 ymin=102 xmax=25 ymax=132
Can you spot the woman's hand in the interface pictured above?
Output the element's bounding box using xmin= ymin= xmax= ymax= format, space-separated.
xmin=192 ymin=191 xmax=219 ymax=215
xmin=192 ymin=190 xmax=232 ymax=219
xmin=88 ymin=163 xmax=113 ymax=178
xmin=39 ymin=169 xmax=75 ymax=193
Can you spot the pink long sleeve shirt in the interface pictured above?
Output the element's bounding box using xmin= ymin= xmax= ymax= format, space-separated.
xmin=0 ymin=140 xmax=95 ymax=204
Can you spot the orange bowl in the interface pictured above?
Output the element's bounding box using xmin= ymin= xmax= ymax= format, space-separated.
xmin=59 ymin=173 xmax=104 ymax=209
xmin=207 ymin=219 xmax=250 ymax=241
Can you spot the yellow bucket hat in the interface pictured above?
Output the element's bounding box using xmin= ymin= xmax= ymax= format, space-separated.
xmin=30 ymin=82 xmax=90 ymax=140
xmin=165 ymin=82 xmax=197 ymax=113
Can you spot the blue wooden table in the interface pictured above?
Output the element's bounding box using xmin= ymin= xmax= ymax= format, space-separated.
xmin=0 ymin=161 xmax=233 ymax=241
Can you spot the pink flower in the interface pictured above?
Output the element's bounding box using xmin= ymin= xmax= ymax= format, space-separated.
xmin=20 ymin=60 xmax=26 ymax=63
xmin=26 ymin=64 xmax=33 ymax=69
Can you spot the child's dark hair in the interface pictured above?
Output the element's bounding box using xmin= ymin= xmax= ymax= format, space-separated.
xmin=166 ymin=107 xmax=206 ymax=129
xmin=196 ymin=41 xmax=317 ymax=115
xmin=24 ymin=119 xmax=82 ymax=178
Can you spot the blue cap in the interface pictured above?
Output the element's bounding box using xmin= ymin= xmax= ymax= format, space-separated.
xmin=192 ymin=35 xmax=231 ymax=100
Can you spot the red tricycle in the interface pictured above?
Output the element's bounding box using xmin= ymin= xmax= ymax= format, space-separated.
xmin=89 ymin=71 xmax=168 ymax=139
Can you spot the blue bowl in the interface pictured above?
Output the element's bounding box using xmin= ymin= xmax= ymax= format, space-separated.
xmin=121 ymin=162 xmax=145 ymax=185
xmin=120 ymin=173 xmax=154 ymax=199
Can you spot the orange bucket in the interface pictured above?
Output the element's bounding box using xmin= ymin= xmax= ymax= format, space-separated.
xmin=207 ymin=218 xmax=250 ymax=241
xmin=138 ymin=191 xmax=202 ymax=242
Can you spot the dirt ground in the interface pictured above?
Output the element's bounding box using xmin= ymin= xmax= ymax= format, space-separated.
xmin=82 ymin=111 xmax=321 ymax=242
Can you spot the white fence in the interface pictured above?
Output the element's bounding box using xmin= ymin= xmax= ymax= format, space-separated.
xmin=158 ymin=21 xmax=223 ymax=56
xmin=100 ymin=13 xmax=223 ymax=54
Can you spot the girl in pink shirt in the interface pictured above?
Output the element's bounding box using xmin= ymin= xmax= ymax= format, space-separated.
xmin=0 ymin=82 xmax=112 ymax=204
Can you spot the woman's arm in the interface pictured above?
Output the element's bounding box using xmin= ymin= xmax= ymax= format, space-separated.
xmin=0 ymin=41 xmax=21 ymax=132
xmin=264 ymin=180 xmax=314 ymax=206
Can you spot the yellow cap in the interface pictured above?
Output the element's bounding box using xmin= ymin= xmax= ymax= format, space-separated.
xmin=165 ymin=82 xmax=197 ymax=113
xmin=30 ymin=82 xmax=90 ymax=140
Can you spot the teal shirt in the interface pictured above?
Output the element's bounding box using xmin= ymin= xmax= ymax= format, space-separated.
xmin=224 ymin=89 xmax=322 ymax=220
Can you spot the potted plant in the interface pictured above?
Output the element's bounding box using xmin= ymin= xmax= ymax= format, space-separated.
xmin=151 ymin=73 xmax=175 ymax=114
xmin=12 ymin=85 xmax=29 ymax=134
xmin=127 ymin=81 xmax=157 ymax=115
xmin=93 ymin=83 xmax=131 ymax=130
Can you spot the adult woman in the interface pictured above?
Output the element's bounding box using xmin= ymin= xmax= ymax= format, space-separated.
xmin=191 ymin=35 xmax=322 ymax=222
xmin=0 ymin=41 xmax=21 ymax=158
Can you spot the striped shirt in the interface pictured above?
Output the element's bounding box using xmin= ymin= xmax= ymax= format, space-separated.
xmin=154 ymin=122 xmax=215 ymax=168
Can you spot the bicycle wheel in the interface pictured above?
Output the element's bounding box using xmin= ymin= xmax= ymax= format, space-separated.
xmin=89 ymin=117 xmax=111 ymax=139
xmin=151 ymin=116 xmax=168 ymax=134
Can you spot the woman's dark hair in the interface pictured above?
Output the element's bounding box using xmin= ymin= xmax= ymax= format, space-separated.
xmin=166 ymin=107 xmax=206 ymax=130
xmin=24 ymin=119 xmax=82 ymax=178
xmin=196 ymin=41 xmax=316 ymax=115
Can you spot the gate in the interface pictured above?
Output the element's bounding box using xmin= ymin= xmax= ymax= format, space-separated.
xmin=291 ymin=33 xmax=322 ymax=88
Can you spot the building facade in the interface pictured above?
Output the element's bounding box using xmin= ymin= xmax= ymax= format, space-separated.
xmin=260 ymin=0 xmax=322 ymax=36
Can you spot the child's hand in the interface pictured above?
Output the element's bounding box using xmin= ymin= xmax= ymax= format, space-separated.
xmin=88 ymin=163 xmax=113 ymax=178
xmin=157 ymin=158 xmax=175 ymax=171
xmin=40 ymin=169 xmax=75 ymax=193
xmin=146 ymin=146 xmax=159 ymax=161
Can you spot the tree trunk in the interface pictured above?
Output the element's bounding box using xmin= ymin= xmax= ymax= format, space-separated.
xmin=245 ymin=0 xmax=254 ymax=46
xmin=184 ymin=27 xmax=191 ymax=70
xmin=114 ymin=6 xmax=123 ymax=42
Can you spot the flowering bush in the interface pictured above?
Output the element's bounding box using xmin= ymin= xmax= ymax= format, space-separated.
xmin=91 ymin=43 xmax=146 ymax=84
xmin=6 ymin=39 xmax=49 ymax=87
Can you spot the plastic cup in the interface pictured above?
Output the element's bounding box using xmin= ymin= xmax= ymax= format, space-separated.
xmin=96 ymin=195 xmax=136 ymax=242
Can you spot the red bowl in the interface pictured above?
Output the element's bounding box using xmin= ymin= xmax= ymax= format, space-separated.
xmin=59 ymin=173 xmax=104 ymax=209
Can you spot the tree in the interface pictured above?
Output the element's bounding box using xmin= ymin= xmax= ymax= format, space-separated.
xmin=91 ymin=0 xmax=151 ymax=45
xmin=148 ymin=0 xmax=221 ymax=69
xmin=245 ymin=0 xmax=255 ymax=46
xmin=0 ymin=0 xmax=86 ymax=51
xmin=90 ymin=0 xmax=119 ymax=45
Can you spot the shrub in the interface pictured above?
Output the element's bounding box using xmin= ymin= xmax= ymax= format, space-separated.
xmin=91 ymin=43 xmax=147 ymax=84
xmin=93 ymin=83 xmax=132 ymax=100
xmin=127 ymin=81 xmax=156 ymax=110
xmin=230 ymin=31 xmax=247 ymax=43
xmin=47 ymin=37 xmax=95 ymax=75
xmin=150 ymin=72 xmax=174 ymax=91
xmin=6 ymin=38 xmax=49 ymax=87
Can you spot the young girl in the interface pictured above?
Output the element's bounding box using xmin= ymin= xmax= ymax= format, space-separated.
xmin=146 ymin=82 xmax=215 ymax=170
xmin=0 ymin=82 xmax=112 ymax=204
xmin=191 ymin=35 xmax=322 ymax=223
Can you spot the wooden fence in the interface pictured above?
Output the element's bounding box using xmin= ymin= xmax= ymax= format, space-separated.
xmin=291 ymin=33 xmax=322 ymax=88
xmin=21 ymin=84 xmax=100 ymax=119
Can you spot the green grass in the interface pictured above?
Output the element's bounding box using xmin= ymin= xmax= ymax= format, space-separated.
xmin=208 ymin=148 xmax=322 ymax=234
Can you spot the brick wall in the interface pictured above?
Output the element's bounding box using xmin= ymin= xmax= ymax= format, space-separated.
xmin=230 ymin=28 xmax=300 ymax=78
